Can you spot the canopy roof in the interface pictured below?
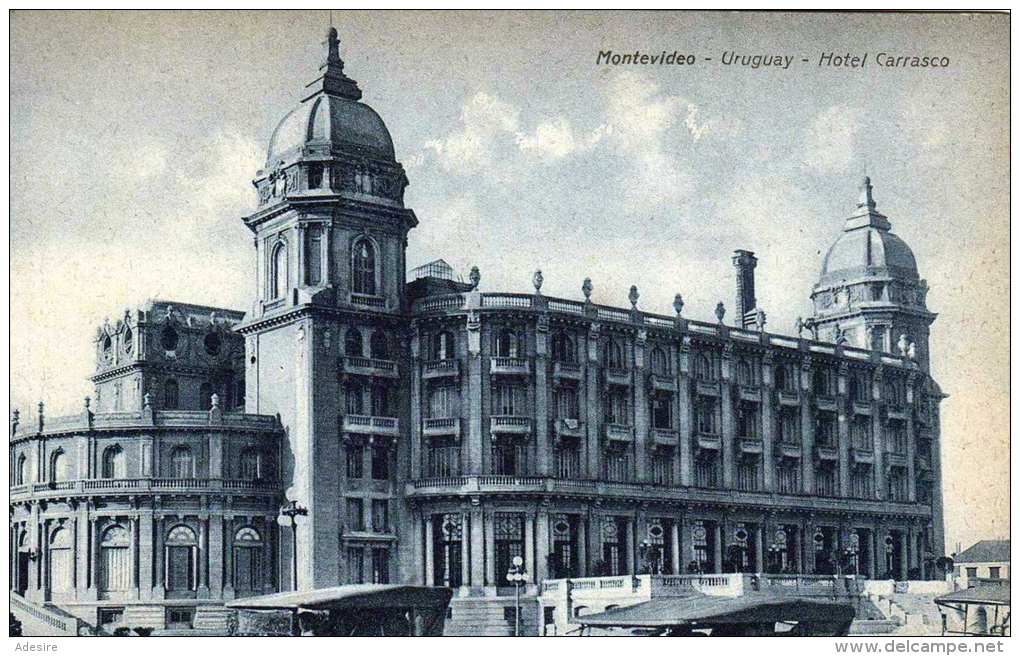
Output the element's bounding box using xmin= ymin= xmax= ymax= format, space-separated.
xmin=576 ymin=592 xmax=855 ymax=628
xmin=225 ymin=584 xmax=453 ymax=611
xmin=936 ymin=586 xmax=1011 ymax=607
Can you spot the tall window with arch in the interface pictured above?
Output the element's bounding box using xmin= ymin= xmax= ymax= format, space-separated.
xmin=48 ymin=527 xmax=74 ymax=594
xmin=696 ymin=353 xmax=715 ymax=381
xmin=15 ymin=453 xmax=28 ymax=485
xmin=170 ymin=446 xmax=194 ymax=479
xmin=200 ymin=382 xmax=214 ymax=410
xmin=304 ymin=224 xmax=322 ymax=286
xmin=605 ymin=340 xmax=625 ymax=369
xmin=551 ymin=331 xmax=576 ymax=364
xmin=345 ymin=382 xmax=364 ymax=415
xmin=239 ymin=448 xmax=262 ymax=480
xmin=352 ymin=238 xmax=376 ymax=295
xmin=737 ymin=359 xmax=754 ymax=386
xmin=344 ymin=328 xmax=363 ymax=357
xmin=49 ymin=449 xmax=69 ymax=482
xmin=233 ymin=526 xmax=263 ymax=596
xmin=165 ymin=525 xmax=197 ymax=594
xmin=102 ymin=445 xmax=126 ymax=479
xmin=271 ymin=240 xmax=288 ymax=300
xmin=650 ymin=347 xmax=669 ymax=376
xmin=99 ymin=524 xmax=131 ymax=593
xmin=370 ymin=331 xmax=390 ymax=360
xmin=432 ymin=331 xmax=454 ymax=360
xmin=164 ymin=379 xmax=180 ymax=410
xmin=494 ymin=328 xmax=519 ymax=358
xmin=371 ymin=383 xmax=391 ymax=416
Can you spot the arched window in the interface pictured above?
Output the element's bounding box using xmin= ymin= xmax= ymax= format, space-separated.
xmin=345 ymin=328 xmax=364 ymax=357
xmin=370 ymin=331 xmax=390 ymax=360
xmin=552 ymin=332 xmax=576 ymax=364
xmin=650 ymin=348 xmax=669 ymax=376
xmin=165 ymin=525 xmax=197 ymax=593
xmin=371 ymin=384 xmax=390 ymax=416
xmin=271 ymin=241 xmax=288 ymax=299
xmin=102 ymin=445 xmax=126 ymax=479
xmin=233 ymin=527 xmax=263 ymax=595
xmin=123 ymin=327 xmax=133 ymax=354
xmin=606 ymin=340 xmax=625 ymax=369
xmin=170 ymin=446 xmax=193 ymax=479
xmin=696 ymin=354 xmax=714 ymax=381
xmin=48 ymin=527 xmax=73 ymax=593
xmin=433 ymin=331 xmax=454 ymax=360
xmin=346 ymin=382 xmax=364 ymax=415
xmin=15 ymin=453 xmax=28 ymax=485
xmin=49 ymin=449 xmax=69 ymax=482
xmin=200 ymin=382 xmax=214 ymax=410
xmin=775 ymin=364 xmax=788 ymax=392
xmin=737 ymin=359 xmax=753 ymax=386
xmin=495 ymin=329 xmax=518 ymax=358
xmin=164 ymin=379 xmax=180 ymax=410
xmin=100 ymin=524 xmax=130 ymax=593
xmin=239 ymin=448 xmax=262 ymax=480
xmin=352 ymin=239 xmax=376 ymax=295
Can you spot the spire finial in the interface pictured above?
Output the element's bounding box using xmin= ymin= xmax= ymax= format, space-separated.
xmin=857 ymin=175 xmax=876 ymax=210
xmin=325 ymin=26 xmax=342 ymax=67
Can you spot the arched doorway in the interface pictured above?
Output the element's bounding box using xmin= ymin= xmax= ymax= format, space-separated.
xmin=232 ymin=526 xmax=263 ymax=597
xmin=48 ymin=527 xmax=74 ymax=597
xmin=99 ymin=524 xmax=130 ymax=596
xmin=165 ymin=525 xmax=198 ymax=597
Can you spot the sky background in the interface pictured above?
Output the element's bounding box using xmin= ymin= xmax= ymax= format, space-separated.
xmin=10 ymin=10 xmax=1009 ymax=554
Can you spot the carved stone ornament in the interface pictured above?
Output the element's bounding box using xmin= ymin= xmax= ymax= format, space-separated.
xmin=628 ymin=285 xmax=640 ymax=308
xmin=673 ymin=293 xmax=684 ymax=316
xmin=582 ymin=277 xmax=593 ymax=301
xmin=533 ymin=270 xmax=544 ymax=294
xmin=469 ymin=266 xmax=481 ymax=290
xmin=897 ymin=334 xmax=909 ymax=357
xmin=715 ymin=301 xmax=726 ymax=324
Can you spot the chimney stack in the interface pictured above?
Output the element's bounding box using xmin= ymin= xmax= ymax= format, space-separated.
xmin=732 ymin=249 xmax=758 ymax=329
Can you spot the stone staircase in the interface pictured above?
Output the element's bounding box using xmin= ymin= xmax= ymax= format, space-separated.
xmin=884 ymin=593 xmax=944 ymax=635
xmin=444 ymin=596 xmax=539 ymax=636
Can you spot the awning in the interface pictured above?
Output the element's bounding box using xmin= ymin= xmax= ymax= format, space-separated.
xmin=225 ymin=584 xmax=453 ymax=611
xmin=576 ymin=592 xmax=855 ymax=628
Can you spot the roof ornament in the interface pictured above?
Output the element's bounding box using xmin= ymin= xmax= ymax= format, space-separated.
xmin=715 ymin=301 xmax=726 ymax=324
xmin=532 ymin=270 xmax=543 ymax=295
xmin=673 ymin=294 xmax=684 ymax=317
xmin=325 ymin=26 xmax=343 ymax=69
xmin=628 ymin=285 xmax=640 ymax=309
xmin=468 ymin=266 xmax=481 ymax=290
xmin=794 ymin=316 xmax=805 ymax=338
xmin=582 ymin=278 xmax=593 ymax=302
xmin=858 ymin=176 xmax=876 ymax=210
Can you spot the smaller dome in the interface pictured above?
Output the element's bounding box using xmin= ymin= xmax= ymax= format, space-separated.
xmin=821 ymin=227 xmax=919 ymax=280
xmin=267 ymin=94 xmax=395 ymax=165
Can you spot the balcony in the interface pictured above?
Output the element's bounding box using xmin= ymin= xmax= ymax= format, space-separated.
xmin=422 ymin=359 xmax=459 ymax=380
xmin=603 ymin=423 xmax=634 ymax=443
xmin=886 ymin=404 xmax=910 ymax=420
xmin=850 ymin=447 xmax=875 ymax=464
xmin=341 ymin=356 xmax=398 ymax=379
xmin=349 ymin=293 xmax=387 ymax=309
xmin=852 ymin=401 xmax=872 ymax=415
xmin=10 ymin=477 xmax=281 ymax=501
xmin=605 ymin=368 xmax=632 ymax=387
xmin=737 ymin=436 xmax=763 ymax=455
xmin=775 ymin=440 xmax=802 ymax=459
xmin=490 ymin=357 xmax=530 ymax=376
xmin=490 ymin=415 xmax=532 ymax=435
xmin=552 ymin=361 xmax=583 ymax=382
xmin=695 ymin=433 xmax=721 ymax=452
xmin=696 ymin=380 xmax=721 ymax=396
xmin=815 ymin=395 xmax=838 ymax=412
xmin=916 ymin=453 xmax=933 ymax=472
xmin=343 ymin=414 xmax=400 ymax=437
xmin=648 ymin=374 xmax=676 ymax=392
xmin=777 ymin=390 xmax=800 ymax=406
xmin=553 ymin=418 xmax=584 ymax=439
xmin=813 ymin=444 xmax=839 ymax=461
xmin=885 ymin=450 xmax=908 ymax=468
xmin=738 ymin=385 xmax=761 ymax=402
xmin=423 ymin=417 xmax=460 ymax=439
xmin=649 ymin=427 xmax=678 ymax=446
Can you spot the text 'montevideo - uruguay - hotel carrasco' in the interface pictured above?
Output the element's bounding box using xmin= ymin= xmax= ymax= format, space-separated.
xmin=9 ymin=29 xmax=945 ymax=633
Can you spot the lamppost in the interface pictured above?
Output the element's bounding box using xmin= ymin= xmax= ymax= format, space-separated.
xmin=638 ymin=539 xmax=662 ymax=574
xmin=767 ymin=543 xmax=782 ymax=574
xmin=280 ymin=500 xmax=308 ymax=591
xmin=506 ymin=555 xmax=527 ymax=637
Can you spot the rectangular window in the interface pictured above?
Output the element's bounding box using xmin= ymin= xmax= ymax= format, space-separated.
xmin=695 ymin=457 xmax=718 ymax=488
xmin=428 ymin=385 xmax=455 ymax=419
xmin=816 ymin=413 xmax=836 ymax=447
xmin=604 ymin=390 xmax=630 ymax=425
xmin=492 ymin=384 xmax=524 ymax=415
xmin=307 ymin=163 xmax=324 ymax=189
xmin=556 ymin=387 xmax=579 ymax=420
xmin=346 ymin=498 xmax=364 ymax=532
xmin=602 ymin=449 xmax=631 ymax=482
xmin=989 ymin=567 xmax=1001 ymax=579
xmin=737 ymin=403 xmax=758 ymax=437
xmin=651 ymin=450 xmax=674 ymax=485
xmin=371 ymin=548 xmax=390 ymax=584
xmin=346 ymin=444 xmax=363 ymax=479
xmin=651 ymin=393 xmax=672 ymax=429
xmin=852 ymin=418 xmax=873 ymax=450
xmin=966 ymin=567 xmax=978 ymax=579
xmin=427 ymin=439 xmax=460 ymax=477
xmin=347 ymin=547 xmax=365 ymax=584
xmin=371 ymin=499 xmax=389 ymax=532
xmin=696 ymin=397 xmax=717 ymax=434
xmin=165 ymin=607 xmax=195 ymax=629
xmin=736 ymin=461 xmax=760 ymax=491
xmin=491 ymin=442 xmax=527 ymax=476
xmin=304 ymin=224 xmax=322 ymax=285
xmin=815 ymin=465 xmax=838 ymax=496
xmin=777 ymin=460 xmax=800 ymax=494
xmin=850 ymin=465 xmax=874 ymax=499
xmin=556 ymin=445 xmax=580 ymax=479
xmin=371 ymin=445 xmax=389 ymax=480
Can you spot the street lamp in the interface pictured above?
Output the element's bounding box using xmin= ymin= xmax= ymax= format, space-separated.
xmin=506 ymin=555 xmax=528 ymax=637
xmin=767 ymin=543 xmax=782 ymax=574
xmin=280 ymin=500 xmax=308 ymax=591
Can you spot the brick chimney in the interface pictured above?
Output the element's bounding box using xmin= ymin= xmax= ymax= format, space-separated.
xmin=732 ymin=249 xmax=758 ymax=329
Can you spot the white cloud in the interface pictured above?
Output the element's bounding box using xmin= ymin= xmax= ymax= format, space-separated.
xmin=423 ymin=92 xmax=521 ymax=174
xmin=801 ymin=105 xmax=862 ymax=174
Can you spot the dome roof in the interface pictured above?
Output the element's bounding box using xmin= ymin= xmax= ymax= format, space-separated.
xmin=266 ymin=94 xmax=395 ymax=165
xmin=821 ymin=227 xmax=918 ymax=279
xmin=817 ymin=177 xmax=919 ymax=285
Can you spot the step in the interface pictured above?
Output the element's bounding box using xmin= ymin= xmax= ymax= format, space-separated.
xmin=849 ymin=620 xmax=901 ymax=635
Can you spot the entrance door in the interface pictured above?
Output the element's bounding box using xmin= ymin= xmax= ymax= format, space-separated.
xmin=167 ymin=546 xmax=193 ymax=594
xmin=17 ymin=552 xmax=30 ymax=595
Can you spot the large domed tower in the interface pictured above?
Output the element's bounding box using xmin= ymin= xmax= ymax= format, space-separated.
xmin=808 ymin=177 xmax=936 ymax=371
xmin=238 ymin=29 xmax=416 ymax=591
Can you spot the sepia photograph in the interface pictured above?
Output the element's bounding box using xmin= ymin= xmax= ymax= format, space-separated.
xmin=6 ymin=7 xmax=1011 ymax=646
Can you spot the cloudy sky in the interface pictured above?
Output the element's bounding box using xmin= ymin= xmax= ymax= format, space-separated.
xmin=10 ymin=10 xmax=1008 ymax=552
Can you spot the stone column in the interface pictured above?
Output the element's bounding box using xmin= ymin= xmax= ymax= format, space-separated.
xmin=409 ymin=324 xmax=423 ymax=479
xmin=208 ymin=514 xmax=223 ymax=596
xmin=587 ymin=506 xmax=601 ymax=575
xmin=626 ymin=516 xmax=637 ymax=575
xmin=837 ymin=364 xmax=850 ymax=497
xmin=899 ymin=530 xmax=909 ymax=580
xmin=670 ymin=518 xmax=681 ymax=575
xmin=75 ymin=504 xmax=88 ymax=594
xmin=872 ymin=371 xmax=886 ymax=499
xmin=524 ymin=512 xmax=536 ymax=584
xmin=720 ymin=359 xmax=735 ymax=489
xmin=676 ymin=344 xmax=691 ymax=486
xmin=484 ymin=511 xmax=496 ymax=588
xmin=197 ymin=516 xmax=209 ymax=597
xmin=633 ymin=334 xmax=648 ymax=482
xmin=223 ymin=516 xmax=235 ymax=598
xmin=681 ymin=517 xmax=694 ymax=572
xmin=585 ymin=325 xmax=602 ymax=479
xmin=754 ymin=523 xmax=764 ymax=574
xmin=535 ymin=506 xmax=550 ymax=583
xmin=88 ymin=517 xmax=99 ymax=595
xmin=577 ymin=515 xmax=587 ymax=577
xmin=535 ymin=317 xmax=550 ymax=476
xmin=799 ymin=521 xmax=810 ymax=574
xmin=470 ymin=506 xmax=485 ymax=588
xmin=866 ymin=527 xmax=877 ymax=579
xmin=460 ymin=511 xmax=470 ymax=590
xmin=710 ymin=522 xmax=722 ymax=574
xmin=800 ymin=362 xmax=815 ymax=494
xmin=905 ymin=410 xmax=917 ymax=503
xmin=466 ymin=324 xmax=484 ymax=474
xmin=153 ymin=516 xmax=165 ymax=598
xmin=761 ymin=354 xmax=776 ymax=491
xmin=295 ymin=224 xmax=306 ymax=286
xmin=424 ymin=514 xmax=435 ymax=586
xmin=130 ymin=516 xmax=140 ymax=596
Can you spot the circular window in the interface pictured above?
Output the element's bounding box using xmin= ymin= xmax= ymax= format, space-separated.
xmin=204 ymin=332 xmax=221 ymax=356
xmin=649 ymin=525 xmax=664 ymax=538
xmin=735 ymin=528 xmax=749 ymax=542
xmin=161 ymin=326 xmax=179 ymax=351
xmin=123 ymin=328 xmax=133 ymax=353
